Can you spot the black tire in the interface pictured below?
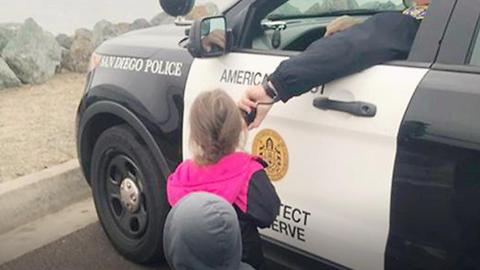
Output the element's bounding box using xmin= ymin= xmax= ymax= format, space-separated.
xmin=90 ymin=124 xmax=169 ymax=264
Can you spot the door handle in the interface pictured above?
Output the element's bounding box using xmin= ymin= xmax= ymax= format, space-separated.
xmin=313 ymin=97 xmax=376 ymax=117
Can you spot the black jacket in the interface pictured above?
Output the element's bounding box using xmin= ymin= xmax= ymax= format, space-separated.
xmin=269 ymin=12 xmax=421 ymax=102
xmin=235 ymin=168 xmax=281 ymax=269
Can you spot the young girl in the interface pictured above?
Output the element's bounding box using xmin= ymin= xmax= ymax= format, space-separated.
xmin=167 ymin=89 xmax=281 ymax=269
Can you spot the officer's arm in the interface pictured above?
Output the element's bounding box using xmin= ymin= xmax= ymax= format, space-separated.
xmin=247 ymin=170 xmax=281 ymax=228
xmin=269 ymin=12 xmax=420 ymax=102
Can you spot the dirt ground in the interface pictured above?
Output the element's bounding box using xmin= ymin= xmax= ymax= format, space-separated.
xmin=0 ymin=73 xmax=87 ymax=182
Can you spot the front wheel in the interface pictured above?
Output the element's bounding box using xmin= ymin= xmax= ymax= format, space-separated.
xmin=90 ymin=124 xmax=169 ymax=263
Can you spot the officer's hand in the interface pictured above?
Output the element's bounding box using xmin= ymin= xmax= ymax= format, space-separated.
xmin=238 ymin=85 xmax=274 ymax=130
xmin=201 ymin=30 xmax=226 ymax=52
xmin=325 ymin=15 xmax=361 ymax=37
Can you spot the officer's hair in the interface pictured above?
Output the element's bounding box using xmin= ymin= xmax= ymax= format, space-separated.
xmin=189 ymin=89 xmax=246 ymax=166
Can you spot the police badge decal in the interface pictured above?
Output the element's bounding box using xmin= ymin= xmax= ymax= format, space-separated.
xmin=252 ymin=129 xmax=289 ymax=181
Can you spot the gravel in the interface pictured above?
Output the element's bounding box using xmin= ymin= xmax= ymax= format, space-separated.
xmin=0 ymin=72 xmax=86 ymax=182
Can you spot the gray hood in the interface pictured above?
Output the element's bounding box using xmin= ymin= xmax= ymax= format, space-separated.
xmin=163 ymin=192 xmax=254 ymax=270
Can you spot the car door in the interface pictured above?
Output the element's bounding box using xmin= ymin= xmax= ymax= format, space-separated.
xmin=184 ymin=53 xmax=427 ymax=270
xmin=182 ymin=2 xmax=448 ymax=270
xmin=385 ymin=1 xmax=480 ymax=269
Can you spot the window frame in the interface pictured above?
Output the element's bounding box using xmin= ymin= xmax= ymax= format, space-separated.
xmin=434 ymin=0 xmax=480 ymax=73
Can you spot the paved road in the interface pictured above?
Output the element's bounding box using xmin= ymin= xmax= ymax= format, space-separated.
xmin=0 ymin=222 xmax=169 ymax=270
xmin=0 ymin=197 xmax=285 ymax=270
xmin=0 ymin=222 xmax=284 ymax=270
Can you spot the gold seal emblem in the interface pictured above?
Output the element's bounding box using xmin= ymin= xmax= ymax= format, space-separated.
xmin=252 ymin=129 xmax=289 ymax=181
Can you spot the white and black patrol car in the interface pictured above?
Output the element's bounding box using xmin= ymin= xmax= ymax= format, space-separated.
xmin=76 ymin=0 xmax=480 ymax=269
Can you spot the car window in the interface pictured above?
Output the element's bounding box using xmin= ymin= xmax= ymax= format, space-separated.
xmin=469 ymin=28 xmax=480 ymax=65
xmin=269 ymin=0 xmax=404 ymax=20
xmin=250 ymin=0 xmax=406 ymax=53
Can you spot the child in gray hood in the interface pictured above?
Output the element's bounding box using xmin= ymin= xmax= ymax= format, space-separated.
xmin=163 ymin=192 xmax=255 ymax=270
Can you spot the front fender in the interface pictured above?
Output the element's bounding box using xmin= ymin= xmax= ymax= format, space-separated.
xmin=77 ymin=100 xmax=173 ymax=182
xmin=77 ymin=48 xmax=193 ymax=182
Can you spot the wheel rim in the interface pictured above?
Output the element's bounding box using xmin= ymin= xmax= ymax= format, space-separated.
xmin=103 ymin=153 xmax=148 ymax=239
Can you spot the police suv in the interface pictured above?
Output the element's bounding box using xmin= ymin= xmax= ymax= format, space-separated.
xmin=76 ymin=0 xmax=480 ymax=269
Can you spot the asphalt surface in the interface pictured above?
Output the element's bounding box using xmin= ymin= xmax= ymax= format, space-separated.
xmin=0 ymin=222 xmax=169 ymax=270
xmin=0 ymin=222 xmax=284 ymax=270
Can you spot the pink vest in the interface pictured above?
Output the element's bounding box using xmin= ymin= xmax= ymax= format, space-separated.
xmin=166 ymin=152 xmax=264 ymax=212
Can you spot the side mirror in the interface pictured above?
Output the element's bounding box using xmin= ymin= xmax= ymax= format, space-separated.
xmin=187 ymin=16 xmax=231 ymax=58
xmin=159 ymin=0 xmax=195 ymax=17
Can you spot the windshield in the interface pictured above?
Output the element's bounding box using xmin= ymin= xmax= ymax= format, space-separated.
xmin=270 ymin=0 xmax=405 ymax=19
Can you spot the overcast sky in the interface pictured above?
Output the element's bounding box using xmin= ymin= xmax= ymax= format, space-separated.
xmin=0 ymin=0 xmax=227 ymax=35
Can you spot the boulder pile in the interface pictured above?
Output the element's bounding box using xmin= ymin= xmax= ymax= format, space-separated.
xmin=0 ymin=3 xmax=219 ymax=90
xmin=62 ymin=28 xmax=95 ymax=73
xmin=2 ymin=18 xmax=62 ymax=85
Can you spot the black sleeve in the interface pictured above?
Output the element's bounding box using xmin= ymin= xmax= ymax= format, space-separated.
xmin=247 ymin=170 xmax=281 ymax=228
xmin=269 ymin=12 xmax=420 ymax=102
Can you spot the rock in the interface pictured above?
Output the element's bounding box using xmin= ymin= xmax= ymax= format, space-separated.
xmin=93 ymin=19 xmax=120 ymax=47
xmin=150 ymin=12 xmax=175 ymax=26
xmin=0 ymin=57 xmax=21 ymax=89
xmin=57 ymin=47 xmax=69 ymax=73
xmin=64 ymin=28 xmax=94 ymax=73
xmin=0 ymin=23 xmax=21 ymax=53
xmin=116 ymin=22 xmax=130 ymax=35
xmin=185 ymin=3 xmax=219 ymax=20
xmin=2 ymin=18 xmax=61 ymax=84
xmin=129 ymin=18 xmax=151 ymax=31
xmin=55 ymin=33 xmax=73 ymax=49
